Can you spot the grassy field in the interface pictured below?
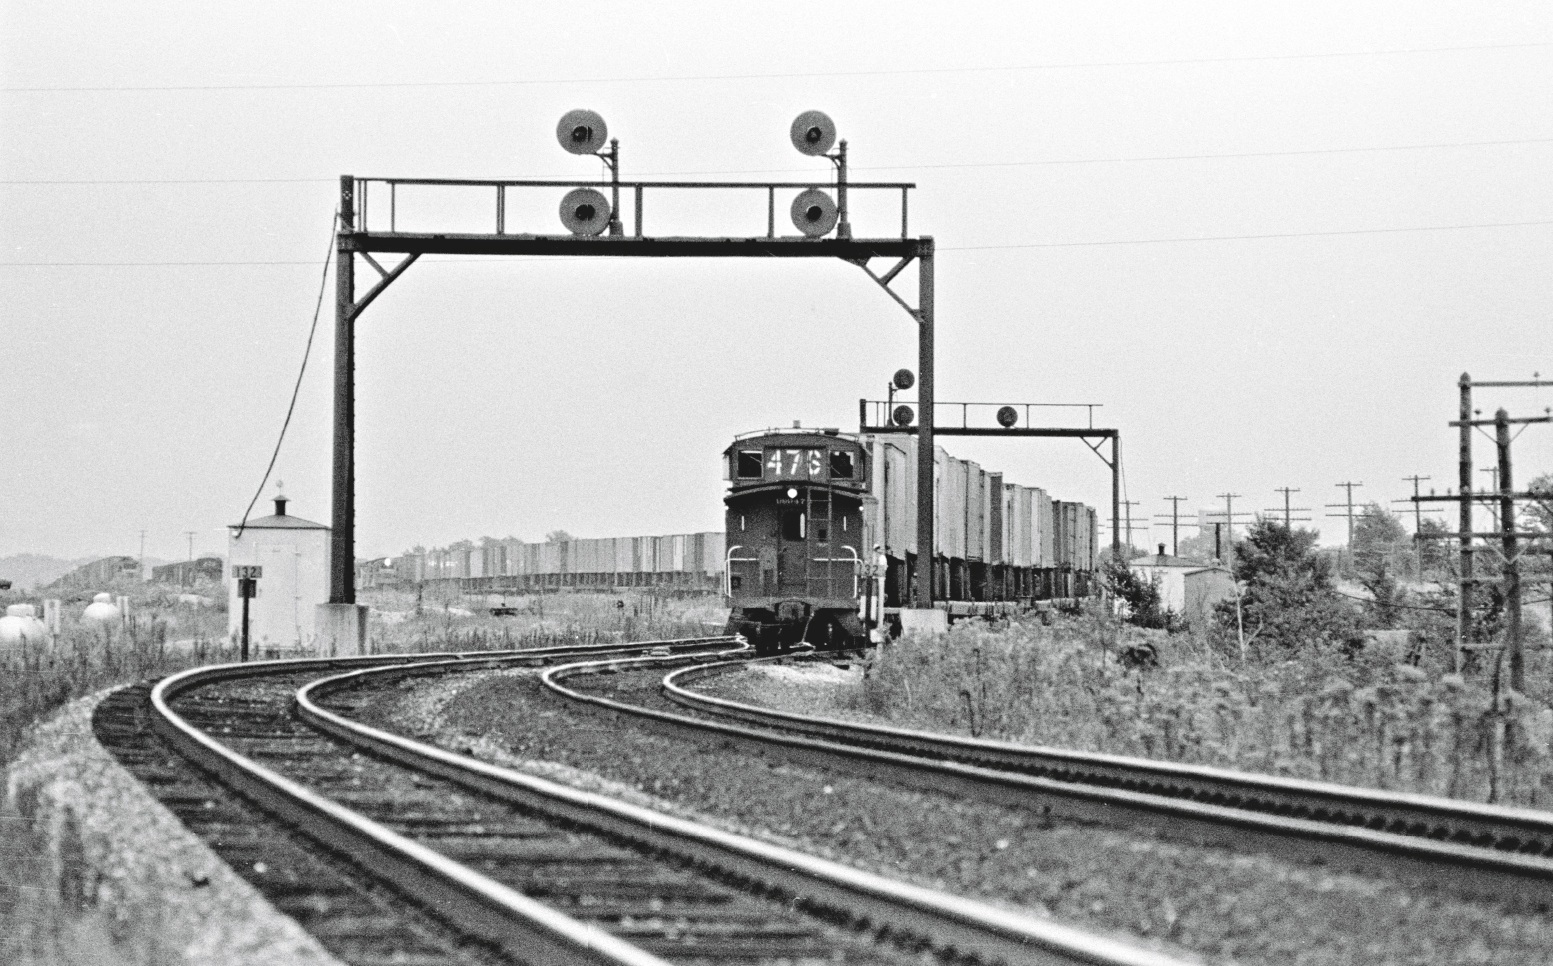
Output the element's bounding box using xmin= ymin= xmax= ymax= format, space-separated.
xmin=856 ymin=609 xmax=1553 ymax=807
xmin=362 ymin=584 xmax=729 ymax=653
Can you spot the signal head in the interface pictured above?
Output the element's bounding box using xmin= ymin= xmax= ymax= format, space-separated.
xmin=790 ymin=188 xmax=838 ymax=237
xmin=892 ymin=369 xmax=915 ymax=391
xmin=996 ymin=406 xmax=1018 ymax=428
xmin=559 ymin=187 xmax=611 ymax=235
xmin=892 ymin=405 xmax=915 ymax=427
xmin=789 ymin=110 xmax=836 ymax=156
xmin=557 ymin=109 xmax=609 ymax=155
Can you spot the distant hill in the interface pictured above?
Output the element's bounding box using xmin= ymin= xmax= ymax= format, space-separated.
xmin=0 ymin=553 xmax=171 ymax=591
xmin=0 ymin=554 xmax=93 ymax=590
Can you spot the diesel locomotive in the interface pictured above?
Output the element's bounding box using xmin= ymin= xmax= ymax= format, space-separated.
xmin=723 ymin=426 xmax=1098 ymax=653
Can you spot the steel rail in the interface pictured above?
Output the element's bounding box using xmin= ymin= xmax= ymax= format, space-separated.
xmin=542 ymin=651 xmax=1553 ymax=909
xmin=299 ymin=650 xmax=1191 ymax=966
xmin=147 ymin=639 xmax=731 ymax=966
xmin=663 ymin=657 xmax=1553 ymax=857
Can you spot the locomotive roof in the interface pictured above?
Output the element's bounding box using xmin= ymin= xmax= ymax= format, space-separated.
xmin=725 ymin=427 xmax=859 ymax=450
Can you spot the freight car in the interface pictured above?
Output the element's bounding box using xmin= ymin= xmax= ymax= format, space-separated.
xmin=722 ymin=427 xmax=1098 ymax=653
xmin=389 ymin=532 xmax=726 ymax=594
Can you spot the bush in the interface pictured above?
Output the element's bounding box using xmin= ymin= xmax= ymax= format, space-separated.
xmin=859 ymin=614 xmax=1553 ymax=805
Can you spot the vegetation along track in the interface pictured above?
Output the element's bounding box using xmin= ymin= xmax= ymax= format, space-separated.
xmin=546 ymin=650 xmax=1553 ymax=911
xmin=115 ymin=637 xmax=1188 ymax=966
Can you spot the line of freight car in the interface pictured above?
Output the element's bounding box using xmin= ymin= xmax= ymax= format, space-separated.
xmin=723 ymin=427 xmax=1101 ymax=652
xmin=375 ymin=531 xmax=727 ymax=586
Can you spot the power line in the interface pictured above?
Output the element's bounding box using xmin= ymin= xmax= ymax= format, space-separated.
xmin=6 ymin=41 xmax=1547 ymax=94
xmin=9 ymin=136 xmax=1552 ymax=186
xmin=5 ymin=215 xmax=1550 ymax=268
xmin=944 ymin=218 xmax=1553 ymax=251
xmin=234 ymin=215 xmax=337 ymax=537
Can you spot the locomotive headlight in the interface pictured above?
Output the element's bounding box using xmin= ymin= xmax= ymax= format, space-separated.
xmin=786 ymin=488 xmax=798 ymax=499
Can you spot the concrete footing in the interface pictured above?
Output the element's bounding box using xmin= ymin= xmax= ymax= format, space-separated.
xmin=898 ymin=608 xmax=949 ymax=637
xmin=315 ymin=603 xmax=369 ymax=656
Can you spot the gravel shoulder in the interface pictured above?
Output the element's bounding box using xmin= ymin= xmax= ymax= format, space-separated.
xmin=2 ymin=686 xmax=343 ymax=966
xmin=353 ymin=664 xmax=1553 ymax=966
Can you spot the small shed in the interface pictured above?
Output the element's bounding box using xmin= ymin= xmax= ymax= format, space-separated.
xmin=1130 ymin=545 xmax=1236 ymax=629
xmin=227 ymin=493 xmax=330 ymax=654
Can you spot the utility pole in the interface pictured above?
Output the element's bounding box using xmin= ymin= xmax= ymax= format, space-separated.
xmin=1398 ymin=476 xmax=1431 ymax=533
xmin=1480 ymin=468 xmax=1502 ymax=530
xmin=138 ymin=529 xmax=147 ymax=575
xmin=1121 ymin=499 xmax=1146 ymax=552
xmin=1415 ymin=392 xmax=1553 ymax=673
xmin=1212 ymin=493 xmax=1251 ymax=566
xmin=1325 ymin=482 xmax=1364 ymax=572
xmin=1156 ymin=496 xmax=1190 ymax=555
xmin=1394 ymin=475 xmax=1434 ymax=579
xmin=185 ymin=530 xmax=197 ymax=587
xmin=1496 ymin=409 xmax=1525 ymax=693
xmin=1265 ymin=487 xmax=1313 ymax=529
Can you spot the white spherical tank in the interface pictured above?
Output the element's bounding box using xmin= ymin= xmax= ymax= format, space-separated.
xmin=0 ymin=604 xmax=48 ymax=645
xmin=83 ymin=592 xmax=121 ymax=622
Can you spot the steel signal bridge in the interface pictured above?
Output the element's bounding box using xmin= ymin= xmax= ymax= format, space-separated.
xmin=325 ymin=112 xmax=940 ymax=639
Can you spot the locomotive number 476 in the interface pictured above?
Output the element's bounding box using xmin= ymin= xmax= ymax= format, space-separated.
xmin=766 ymin=449 xmax=826 ymax=480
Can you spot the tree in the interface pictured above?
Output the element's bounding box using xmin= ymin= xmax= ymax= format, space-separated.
xmin=1101 ymin=555 xmax=1177 ymax=631
xmin=545 ymin=530 xmax=574 ymax=544
xmin=1097 ymin=543 xmax=1151 ymax=566
xmin=1175 ymin=527 xmax=1231 ymax=564
xmin=1526 ymin=473 xmax=1553 ymax=536
xmin=1352 ymin=502 xmax=1411 ymax=579
xmin=1415 ymin=518 xmax=1451 ymax=576
xmin=1349 ymin=503 xmax=1410 ymax=626
xmin=1216 ymin=520 xmax=1361 ymax=654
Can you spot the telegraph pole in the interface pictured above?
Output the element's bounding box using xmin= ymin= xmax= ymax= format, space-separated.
xmin=1326 ymin=481 xmax=1364 ymax=571
xmin=1157 ymin=496 xmax=1189 ymax=555
xmin=1458 ymin=373 xmax=1474 ymax=662
xmin=1122 ymin=499 xmax=1146 ymax=552
xmin=185 ymin=530 xmax=197 ymax=587
xmin=1215 ymin=493 xmax=1246 ymax=538
xmin=1265 ymin=487 xmax=1313 ymax=529
xmin=1415 ymin=394 xmax=1552 ymax=673
xmin=1398 ymin=476 xmax=1431 ymax=533
xmin=1480 ymin=468 xmax=1502 ymax=530
xmin=1496 ymin=409 xmax=1525 ymax=693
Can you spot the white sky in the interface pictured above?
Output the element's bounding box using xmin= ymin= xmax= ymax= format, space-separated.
xmin=2 ymin=1 xmax=1550 ymax=561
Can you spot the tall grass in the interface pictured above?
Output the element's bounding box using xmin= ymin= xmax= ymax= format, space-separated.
xmin=1 ymin=606 xmax=232 ymax=769
xmin=859 ymin=613 xmax=1553 ymax=807
xmin=363 ymin=586 xmax=728 ymax=654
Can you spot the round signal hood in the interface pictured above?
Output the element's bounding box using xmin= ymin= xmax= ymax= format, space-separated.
xmin=997 ymin=406 xmax=1019 ymax=428
xmin=556 ymin=109 xmax=609 ymax=155
xmin=791 ymin=189 xmax=837 ymax=237
xmin=892 ymin=369 xmax=915 ymax=391
xmin=892 ymin=405 xmax=915 ymax=427
xmin=789 ymin=110 xmax=836 ymax=156
xmin=559 ymin=188 xmax=611 ymax=235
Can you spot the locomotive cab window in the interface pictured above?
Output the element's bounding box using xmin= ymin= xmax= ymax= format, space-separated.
xmin=781 ymin=511 xmax=806 ymax=540
xmin=737 ymin=451 xmax=763 ymax=478
xmin=830 ymin=450 xmax=855 ymax=479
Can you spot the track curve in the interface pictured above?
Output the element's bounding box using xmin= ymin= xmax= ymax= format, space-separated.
xmin=131 ymin=638 xmax=1192 ymax=966
xmin=540 ymin=650 xmax=1553 ymax=909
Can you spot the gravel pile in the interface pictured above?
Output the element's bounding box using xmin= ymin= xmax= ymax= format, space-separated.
xmin=3 ymin=686 xmax=342 ymax=966
xmin=352 ymin=664 xmax=1553 ymax=966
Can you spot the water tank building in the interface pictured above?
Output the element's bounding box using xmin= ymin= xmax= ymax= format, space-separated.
xmin=227 ymin=493 xmax=330 ymax=654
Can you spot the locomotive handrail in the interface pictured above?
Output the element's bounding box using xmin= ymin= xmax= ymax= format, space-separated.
xmin=811 ymin=544 xmax=861 ymax=597
xmin=723 ymin=545 xmax=760 ymax=598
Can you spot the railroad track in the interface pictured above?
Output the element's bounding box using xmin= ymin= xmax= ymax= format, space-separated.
xmin=112 ymin=638 xmax=1189 ymax=966
xmin=541 ymin=650 xmax=1553 ymax=910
